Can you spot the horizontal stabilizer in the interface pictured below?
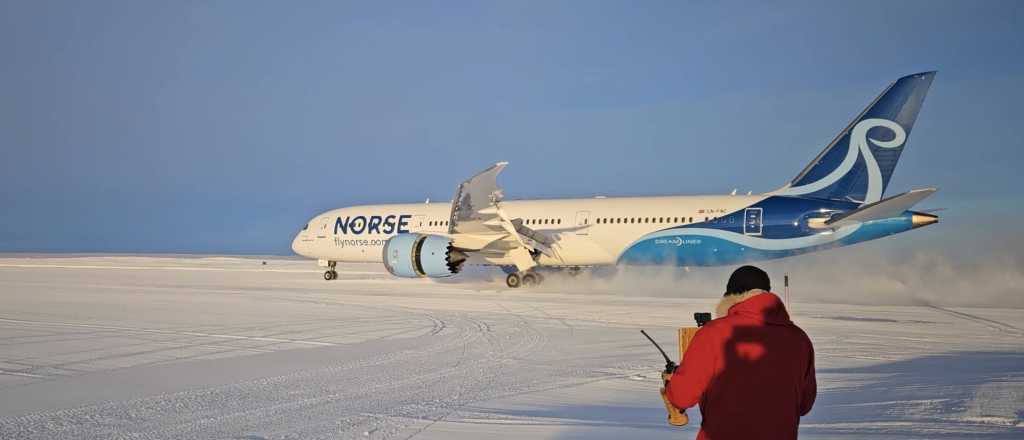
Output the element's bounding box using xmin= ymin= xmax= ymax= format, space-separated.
xmin=826 ymin=188 xmax=937 ymax=228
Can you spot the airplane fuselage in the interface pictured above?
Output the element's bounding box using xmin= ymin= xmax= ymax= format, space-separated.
xmin=291 ymin=194 xmax=933 ymax=268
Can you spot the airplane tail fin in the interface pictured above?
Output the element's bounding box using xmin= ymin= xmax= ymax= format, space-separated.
xmin=773 ymin=72 xmax=936 ymax=205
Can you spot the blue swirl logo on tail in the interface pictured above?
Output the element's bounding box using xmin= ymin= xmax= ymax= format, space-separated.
xmin=772 ymin=118 xmax=905 ymax=204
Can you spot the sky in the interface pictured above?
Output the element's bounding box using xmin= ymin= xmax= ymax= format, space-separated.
xmin=1 ymin=0 xmax=1022 ymax=255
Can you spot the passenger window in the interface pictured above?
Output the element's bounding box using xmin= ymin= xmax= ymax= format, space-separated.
xmin=558 ymin=219 xmax=562 ymax=225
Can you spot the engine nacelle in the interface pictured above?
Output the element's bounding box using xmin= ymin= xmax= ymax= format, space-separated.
xmin=382 ymin=233 xmax=467 ymax=278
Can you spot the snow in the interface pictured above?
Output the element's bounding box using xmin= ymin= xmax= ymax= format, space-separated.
xmin=0 ymin=256 xmax=1021 ymax=439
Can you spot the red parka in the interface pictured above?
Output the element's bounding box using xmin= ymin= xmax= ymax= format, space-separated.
xmin=666 ymin=292 xmax=816 ymax=440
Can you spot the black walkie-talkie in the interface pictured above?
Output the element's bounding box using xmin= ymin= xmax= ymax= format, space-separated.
xmin=641 ymin=329 xmax=688 ymax=426
xmin=640 ymin=329 xmax=676 ymax=374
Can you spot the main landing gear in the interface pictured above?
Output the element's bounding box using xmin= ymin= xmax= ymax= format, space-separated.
xmin=506 ymin=271 xmax=544 ymax=289
xmin=323 ymin=261 xmax=338 ymax=281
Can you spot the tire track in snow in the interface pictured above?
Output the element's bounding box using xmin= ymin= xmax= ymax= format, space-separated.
xmin=926 ymin=305 xmax=1023 ymax=337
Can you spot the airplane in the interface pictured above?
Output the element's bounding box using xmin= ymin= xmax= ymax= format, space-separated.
xmin=292 ymin=72 xmax=939 ymax=288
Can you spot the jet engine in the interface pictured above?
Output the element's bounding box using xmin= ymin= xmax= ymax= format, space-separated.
xmin=382 ymin=234 xmax=467 ymax=278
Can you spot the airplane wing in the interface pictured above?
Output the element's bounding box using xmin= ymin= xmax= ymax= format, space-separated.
xmin=445 ymin=162 xmax=560 ymax=271
xmin=449 ymin=162 xmax=508 ymax=235
xmin=825 ymin=188 xmax=938 ymax=228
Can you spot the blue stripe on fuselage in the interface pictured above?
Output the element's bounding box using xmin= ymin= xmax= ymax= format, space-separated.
xmin=617 ymin=196 xmax=914 ymax=266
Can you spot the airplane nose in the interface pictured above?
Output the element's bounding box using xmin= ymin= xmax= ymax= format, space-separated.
xmin=291 ymin=234 xmax=303 ymax=255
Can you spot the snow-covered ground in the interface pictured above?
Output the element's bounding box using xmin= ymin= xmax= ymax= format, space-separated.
xmin=0 ymin=256 xmax=1020 ymax=439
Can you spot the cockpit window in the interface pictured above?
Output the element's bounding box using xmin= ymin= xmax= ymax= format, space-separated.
xmin=303 ymin=224 xmax=309 ymax=231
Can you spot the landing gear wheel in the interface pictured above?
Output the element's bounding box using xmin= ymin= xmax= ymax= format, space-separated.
xmin=522 ymin=272 xmax=539 ymax=287
xmin=324 ymin=270 xmax=337 ymax=281
xmin=506 ymin=272 xmax=522 ymax=289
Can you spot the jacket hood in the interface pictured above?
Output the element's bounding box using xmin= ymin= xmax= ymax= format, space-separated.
xmin=715 ymin=290 xmax=792 ymax=325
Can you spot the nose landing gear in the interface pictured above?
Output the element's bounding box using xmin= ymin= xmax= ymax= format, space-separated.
xmin=323 ymin=261 xmax=338 ymax=281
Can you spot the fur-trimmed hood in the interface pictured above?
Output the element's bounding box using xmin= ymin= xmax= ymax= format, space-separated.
xmin=714 ymin=290 xmax=792 ymax=324
xmin=715 ymin=289 xmax=766 ymax=318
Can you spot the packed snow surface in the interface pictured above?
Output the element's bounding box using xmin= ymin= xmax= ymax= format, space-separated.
xmin=0 ymin=256 xmax=1021 ymax=439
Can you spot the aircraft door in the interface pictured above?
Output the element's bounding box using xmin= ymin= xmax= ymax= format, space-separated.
xmin=574 ymin=211 xmax=591 ymax=235
xmin=743 ymin=208 xmax=763 ymax=236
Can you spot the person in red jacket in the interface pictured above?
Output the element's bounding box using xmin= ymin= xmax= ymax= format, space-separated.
xmin=666 ymin=265 xmax=816 ymax=440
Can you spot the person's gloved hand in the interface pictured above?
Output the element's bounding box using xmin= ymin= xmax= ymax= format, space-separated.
xmin=660 ymin=387 xmax=689 ymax=426
xmin=661 ymin=370 xmax=673 ymax=382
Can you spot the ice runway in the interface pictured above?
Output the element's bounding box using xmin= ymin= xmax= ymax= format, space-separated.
xmin=0 ymin=256 xmax=1021 ymax=439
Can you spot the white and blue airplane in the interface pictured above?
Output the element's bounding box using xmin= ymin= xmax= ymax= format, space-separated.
xmin=293 ymin=72 xmax=939 ymax=288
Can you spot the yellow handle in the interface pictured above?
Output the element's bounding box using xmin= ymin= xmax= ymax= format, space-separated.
xmin=660 ymin=387 xmax=689 ymax=426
